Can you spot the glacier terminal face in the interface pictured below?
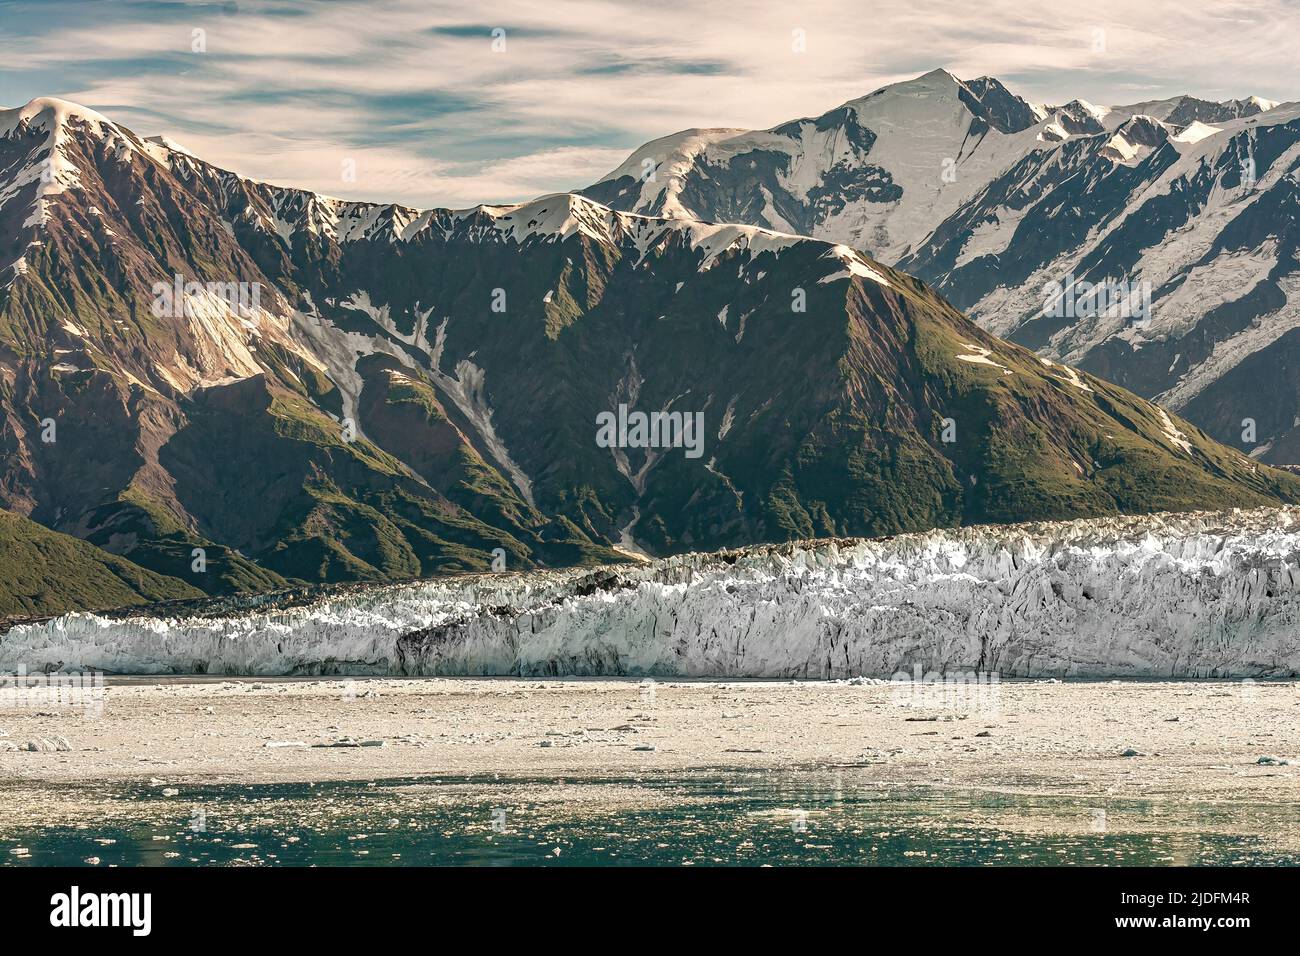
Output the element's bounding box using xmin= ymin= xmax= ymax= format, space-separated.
xmin=4 ymin=507 xmax=1300 ymax=679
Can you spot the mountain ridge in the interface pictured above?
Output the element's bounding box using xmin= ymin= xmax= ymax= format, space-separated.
xmin=3 ymin=93 xmax=1299 ymax=620
xmin=580 ymin=72 xmax=1300 ymax=464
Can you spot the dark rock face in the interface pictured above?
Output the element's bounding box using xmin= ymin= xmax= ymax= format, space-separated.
xmin=958 ymin=77 xmax=1041 ymax=135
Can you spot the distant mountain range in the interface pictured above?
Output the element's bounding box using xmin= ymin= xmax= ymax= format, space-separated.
xmin=2 ymin=91 xmax=1298 ymax=620
xmin=583 ymin=69 xmax=1300 ymax=462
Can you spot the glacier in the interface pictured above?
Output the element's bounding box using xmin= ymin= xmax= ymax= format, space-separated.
xmin=3 ymin=507 xmax=1300 ymax=679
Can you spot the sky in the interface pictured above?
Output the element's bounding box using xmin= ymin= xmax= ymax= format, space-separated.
xmin=2 ymin=0 xmax=1297 ymax=208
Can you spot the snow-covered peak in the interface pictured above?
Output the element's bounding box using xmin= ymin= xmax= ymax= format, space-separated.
xmin=0 ymin=97 xmax=141 ymax=230
xmin=593 ymin=127 xmax=756 ymax=219
xmin=481 ymin=191 xmax=619 ymax=243
xmin=1108 ymin=93 xmax=1282 ymax=130
xmin=847 ymin=68 xmax=966 ymax=111
xmin=583 ymin=69 xmax=1049 ymax=261
xmin=141 ymin=134 xmax=195 ymax=159
xmin=1036 ymin=100 xmax=1111 ymax=140
xmin=1116 ymin=113 xmax=1166 ymax=136
xmin=869 ymin=67 xmax=962 ymax=96
xmin=834 ymin=71 xmax=1039 ymax=136
xmin=1056 ymin=99 xmax=1111 ymax=128
xmin=1065 ymin=99 xmax=1110 ymax=121
xmin=0 ymin=96 xmax=124 ymax=140
xmin=1170 ymin=120 xmax=1222 ymax=144
xmin=600 ymin=127 xmax=753 ymax=175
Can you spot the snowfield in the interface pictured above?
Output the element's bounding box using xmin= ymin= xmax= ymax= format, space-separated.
xmin=4 ymin=507 xmax=1300 ymax=678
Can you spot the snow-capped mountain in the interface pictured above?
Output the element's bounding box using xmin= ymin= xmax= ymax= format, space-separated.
xmin=901 ymin=99 xmax=1300 ymax=466
xmin=2 ymin=95 xmax=1299 ymax=621
xmin=583 ymin=71 xmax=1300 ymax=463
xmin=1100 ymin=94 xmax=1279 ymax=128
xmin=6 ymin=506 xmax=1299 ymax=678
xmin=583 ymin=69 xmax=1045 ymax=265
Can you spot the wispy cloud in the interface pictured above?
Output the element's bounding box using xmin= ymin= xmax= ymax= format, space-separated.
xmin=2 ymin=0 xmax=1296 ymax=207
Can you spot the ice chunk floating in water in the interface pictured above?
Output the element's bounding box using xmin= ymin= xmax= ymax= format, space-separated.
xmin=4 ymin=507 xmax=1300 ymax=678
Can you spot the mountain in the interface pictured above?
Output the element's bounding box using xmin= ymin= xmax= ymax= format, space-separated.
xmin=899 ymin=99 xmax=1300 ymax=467
xmin=583 ymin=71 xmax=1300 ymax=464
xmin=582 ymin=69 xmax=1046 ymax=264
xmin=1101 ymin=94 xmax=1279 ymax=127
xmin=0 ymin=98 xmax=621 ymax=602
xmin=2 ymin=96 xmax=1298 ymax=617
xmin=0 ymin=509 xmax=199 ymax=621
xmin=6 ymin=506 xmax=1297 ymax=678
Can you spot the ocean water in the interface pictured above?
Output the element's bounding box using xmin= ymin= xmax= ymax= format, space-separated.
xmin=4 ymin=770 xmax=1297 ymax=866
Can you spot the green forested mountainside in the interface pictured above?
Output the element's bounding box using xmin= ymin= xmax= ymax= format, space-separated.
xmin=0 ymin=509 xmax=201 ymax=620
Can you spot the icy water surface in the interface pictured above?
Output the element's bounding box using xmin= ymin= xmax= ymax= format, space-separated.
xmin=4 ymin=770 xmax=1297 ymax=866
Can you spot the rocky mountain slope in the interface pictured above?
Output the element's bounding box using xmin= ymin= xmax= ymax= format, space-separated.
xmin=2 ymin=96 xmax=1299 ymax=618
xmin=584 ymin=70 xmax=1300 ymax=463
xmin=6 ymin=507 xmax=1298 ymax=678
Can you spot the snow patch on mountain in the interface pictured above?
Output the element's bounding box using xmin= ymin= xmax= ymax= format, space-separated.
xmin=290 ymin=301 xmax=411 ymax=438
xmin=1171 ymin=121 xmax=1222 ymax=144
xmin=140 ymin=134 xmax=195 ymax=160
xmin=1157 ymin=408 xmax=1193 ymax=454
xmin=956 ymin=342 xmax=1013 ymax=375
xmin=1044 ymin=360 xmax=1093 ymax=392
xmin=820 ymin=245 xmax=893 ymax=287
xmin=427 ymin=318 xmax=536 ymax=506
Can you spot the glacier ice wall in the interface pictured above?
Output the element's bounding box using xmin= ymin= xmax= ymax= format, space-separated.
xmin=4 ymin=507 xmax=1300 ymax=678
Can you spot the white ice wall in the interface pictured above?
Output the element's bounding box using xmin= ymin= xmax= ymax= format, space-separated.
xmin=4 ymin=507 xmax=1300 ymax=678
